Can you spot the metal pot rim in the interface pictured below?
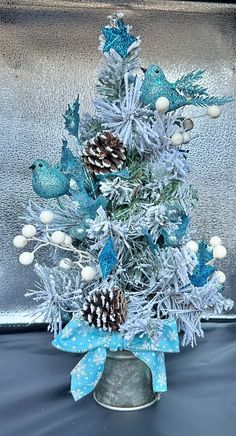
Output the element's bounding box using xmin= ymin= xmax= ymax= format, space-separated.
xmin=93 ymin=392 xmax=160 ymax=411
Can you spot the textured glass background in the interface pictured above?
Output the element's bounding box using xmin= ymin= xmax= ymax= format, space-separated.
xmin=0 ymin=1 xmax=235 ymax=323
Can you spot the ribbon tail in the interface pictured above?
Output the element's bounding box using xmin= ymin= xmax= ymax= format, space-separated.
xmin=133 ymin=351 xmax=167 ymax=392
xmin=70 ymin=346 xmax=107 ymax=401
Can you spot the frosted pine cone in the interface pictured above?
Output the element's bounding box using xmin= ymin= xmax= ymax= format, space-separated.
xmin=82 ymin=132 xmax=126 ymax=175
xmin=81 ymin=287 xmax=127 ymax=332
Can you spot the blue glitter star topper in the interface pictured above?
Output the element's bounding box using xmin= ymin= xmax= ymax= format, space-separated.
xmin=101 ymin=14 xmax=138 ymax=58
xmin=99 ymin=237 xmax=117 ymax=279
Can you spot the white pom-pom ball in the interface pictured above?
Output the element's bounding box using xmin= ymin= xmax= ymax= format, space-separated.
xmin=64 ymin=234 xmax=73 ymax=246
xmin=59 ymin=258 xmax=72 ymax=270
xmin=155 ymin=96 xmax=170 ymax=113
xmin=185 ymin=240 xmax=199 ymax=253
xmin=13 ymin=235 xmax=27 ymax=249
xmin=207 ymin=105 xmax=221 ymax=119
xmin=81 ymin=266 xmax=97 ymax=282
xmin=213 ymin=245 xmax=227 ymax=259
xmin=209 ymin=236 xmax=222 ymax=247
xmin=19 ymin=251 xmax=34 ymax=265
xmin=22 ymin=224 xmax=37 ymax=239
xmin=39 ymin=210 xmax=54 ymax=225
xmin=182 ymin=132 xmax=191 ymax=144
xmin=50 ymin=231 xmax=65 ymax=245
xmin=171 ymin=133 xmax=183 ymax=147
xmin=214 ymin=270 xmax=226 ymax=284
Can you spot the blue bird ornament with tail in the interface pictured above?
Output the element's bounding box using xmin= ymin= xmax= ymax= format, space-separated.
xmin=30 ymin=142 xmax=107 ymax=238
xmin=140 ymin=65 xmax=232 ymax=111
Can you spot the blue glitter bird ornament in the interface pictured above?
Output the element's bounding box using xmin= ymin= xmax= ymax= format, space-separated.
xmin=101 ymin=16 xmax=138 ymax=58
xmin=140 ymin=65 xmax=232 ymax=111
xmin=30 ymin=148 xmax=108 ymax=242
xmin=30 ymin=159 xmax=70 ymax=199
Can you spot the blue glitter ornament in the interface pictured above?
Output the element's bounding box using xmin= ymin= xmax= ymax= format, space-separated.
xmin=161 ymin=214 xmax=189 ymax=247
xmin=102 ymin=18 xmax=137 ymax=58
xmin=140 ymin=65 xmax=232 ymax=111
xmin=68 ymin=224 xmax=88 ymax=241
xmin=71 ymin=190 xmax=108 ymax=220
xmin=99 ymin=237 xmax=117 ymax=279
xmin=30 ymin=159 xmax=70 ymax=199
xmin=190 ymin=241 xmax=215 ymax=287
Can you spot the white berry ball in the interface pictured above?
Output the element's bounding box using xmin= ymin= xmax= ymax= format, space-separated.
xmin=64 ymin=234 xmax=73 ymax=246
xmin=39 ymin=210 xmax=54 ymax=225
xmin=50 ymin=231 xmax=65 ymax=245
xmin=209 ymin=236 xmax=222 ymax=247
xmin=207 ymin=105 xmax=221 ymax=118
xmin=182 ymin=132 xmax=191 ymax=144
xmin=213 ymin=245 xmax=227 ymax=259
xmin=81 ymin=266 xmax=97 ymax=282
xmin=13 ymin=235 xmax=27 ymax=249
xmin=59 ymin=258 xmax=72 ymax=270
xmin=19 ymin=251 xmax=34 ymax=265
xmin=22 ymin=224 xmax=37 ymax=239
xmin=214 ymin=270 xmax=226 ymax=284
xmin=171 ymin=133 xmax=183 ymax=146
xmin=155 ymin=96 xmax=170 ymax=113
xmin=185 ymin=240 xmax=199 ymax=253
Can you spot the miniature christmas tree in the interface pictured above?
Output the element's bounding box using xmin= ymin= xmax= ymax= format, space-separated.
xmin=13 ymin=14 xmax=233 ymax=400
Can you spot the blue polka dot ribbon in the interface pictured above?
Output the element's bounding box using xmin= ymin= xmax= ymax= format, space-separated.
xmin=52 ymin=318 xmax=179 ymax=401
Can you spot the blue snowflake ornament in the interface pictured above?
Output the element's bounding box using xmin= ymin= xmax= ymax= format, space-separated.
xmin=190 ymin=241 xmax=216 ymax=287
xmin=99 ymin=237 xmax=117 ymax=279
xmin=102 ymin=18 xmax=137 ymax=58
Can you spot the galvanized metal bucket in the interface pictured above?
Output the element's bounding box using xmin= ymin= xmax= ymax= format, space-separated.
xmin=93 ymin=350 xmax=160 ymax=411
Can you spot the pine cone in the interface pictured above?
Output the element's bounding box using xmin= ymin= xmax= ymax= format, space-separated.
xmin=82 ymin=132 xmax=126 ymax=175
xmin=81 ymin=287 xmax=127 ymax=332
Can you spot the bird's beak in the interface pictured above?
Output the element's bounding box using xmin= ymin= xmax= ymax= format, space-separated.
xmin=141 ymin=67 xmax=147 ymax=73
xmin=29 ymin=164 xmax=36 ymax=170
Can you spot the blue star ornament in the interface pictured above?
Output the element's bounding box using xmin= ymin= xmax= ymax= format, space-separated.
xmin=99 ymin=237 xmax=117 ymax=279
xmin=102 ymin=18 xmax=137 ymax=58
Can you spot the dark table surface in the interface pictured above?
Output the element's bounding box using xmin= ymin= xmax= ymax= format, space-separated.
xmin=0 ymin=322 xmax=236 ymax=436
